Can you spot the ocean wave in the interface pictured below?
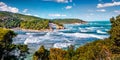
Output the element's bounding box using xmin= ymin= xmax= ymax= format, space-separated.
xmin=79 ymin=27 xmax=95 ymax=33
xmin=53 ymin=43 xmax=72 ymax=48
xmin=86 ymin=27 xmax=104 ymax=29
xmin=26 ymin=32 xmax=46 ymax=36
xmin=62 ymin=33 xmax=108 ymax=39
xmin=24 ymin=36 xmax=44 ymax=44
xmin=96 ymin=30 xmax=107 ymax=34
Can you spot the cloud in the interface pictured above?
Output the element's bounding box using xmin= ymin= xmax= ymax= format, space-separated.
xmin=23 ymin=9 xmax=28 ymax=13
xmin=70 ymin=0 xmax=72 ymax=2
xmin=34 ymin=15 xmax=39 ymax=17
xmin=97 ymin=1 xmax=120 ymax=8
xmin=114 ymin=10 xmax=120 ymax=14
xmin=25 ymin=14 xmax=31 ymax=16
xmin=43 ymin=0 xmax=72 ymax=3
xmin=65 ymin=6 xmax=72 ymax=9
xmin=0 ymin=2 xmax=19 ymax=13
xmin=48 ymin=14 xmax=66 ymax=17
xmin=56 ymin=0 xmax=68 ymax=3
xmin=96 ymin=9 xmax=106 ymax=12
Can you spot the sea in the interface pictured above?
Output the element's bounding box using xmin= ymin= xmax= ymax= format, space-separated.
xmin=12 ymin=21 xmax=111 ymax=60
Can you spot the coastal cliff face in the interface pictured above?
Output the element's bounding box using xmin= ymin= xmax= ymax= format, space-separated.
xmin=56 ymin=24 xmax=65 ymax=29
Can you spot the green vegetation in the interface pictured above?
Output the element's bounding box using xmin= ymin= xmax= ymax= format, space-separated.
xmin=0 ymin=11 xmax=86 ymax=30
xmin=0 ymin=11 xmax=50 ymax=30
xmin=51 ymin=19 xmax=86 ymax=26
xmin=33 ymin=45 xmax=49 ymax=60
xmin=33 ymin=15 xmax=120 ymax=60
xmin=20 ymin=20 xmax=49 ymax=30
xmin=0 ymin=28 xmax=28 ymax=60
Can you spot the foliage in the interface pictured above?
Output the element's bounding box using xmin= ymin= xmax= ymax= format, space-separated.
xmin=52 ymin=19 xmax=86 ymax=24
xmin=0 ymin=28 xmax=28 ymax=60
xmin=33 ymin=45 xmax=49 ymax=60
xmin=20 ymin=19 xmax=49 ymax=30
xmin=0 ymin=11 xmax=50 ymax=30
xmin=33 ymin=15 xmax=120 ymax=60
xmin=0 ymin=11 xmax=86 ymax=30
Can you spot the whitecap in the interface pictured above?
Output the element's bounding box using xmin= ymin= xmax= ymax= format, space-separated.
xmin=53 ymin=43 xmax=72 ymax=48
xmin=24 ymin=36 xmax=43 ymax=44
xmin=97 ymin=30 xmax=107 ymax=34
xmin=62 ymin=33 xmax=108 ymax=39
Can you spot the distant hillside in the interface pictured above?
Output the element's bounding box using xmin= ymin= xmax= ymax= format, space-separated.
xmin=0 ymin=11 xmax=44 ymax=21
xmin=0 ymin=11 xmax=86 ymax=30
xmin=0 ymin=11 xmax=50 ymax=30
xmin=51 ymin=19 xmax=86 ymax=25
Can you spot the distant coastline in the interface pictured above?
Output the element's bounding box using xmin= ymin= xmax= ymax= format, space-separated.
xmin=0 ymin=11 xmax=87 ymax=32
xmin=10 ymin=22 xmax=86 ymax=32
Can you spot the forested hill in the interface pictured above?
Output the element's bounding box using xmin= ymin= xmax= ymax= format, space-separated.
xmin=0 ymin=11 xmax=86 ymax=30
xmin=0 ymin=11 xmax=44 ymax=21
xmin=0 ymin=11 xmax=50 ymax=30
xmin=52 ymin=19 xmax=86 ymax=24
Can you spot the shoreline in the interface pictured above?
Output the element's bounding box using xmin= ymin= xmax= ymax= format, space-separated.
xmin=10 ymin=28 xmax=53 ymax=32
xmin=9 ymin=23 xmax=87 ymax=32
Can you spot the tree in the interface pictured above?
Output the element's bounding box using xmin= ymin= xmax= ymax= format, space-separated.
xmin=33 ymin=45 xmax=49 ymax=60
xmin=49 ymin=48 xmax=67 ymax=60
xmin=66 ymin=45 xmax=75 ymax=60
xmin=0 ymin=28 xmax=28 ymax=60
xmin=109 ymin=15 xmax=120 ymax=47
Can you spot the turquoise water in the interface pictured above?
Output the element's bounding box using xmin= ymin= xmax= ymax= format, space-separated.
xmin=13 ymin=21 xmax=111 ymax=60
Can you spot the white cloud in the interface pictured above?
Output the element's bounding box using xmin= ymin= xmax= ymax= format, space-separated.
xmin=97 ymin=1 xmax=120 ymax=8
xmin=56 ymin=0 xmax=68 ymax=3
xmin=65 ymin=6 xmax=72 ymax=9
xmin=114 ymin=10 xmax=120 ymax=14
xmin=70 ymin=0 xmax=72 ymax=2
xmin=23 ymin=9 xmax=28 ymax=13
xmin=0 ymin=2 xmax=19 ymax=13
xmin=42 ymin=0 xmax=53 ymax=1
xmin=34 ymin=15 xmax=39 ymax=17
xmin=43 ymin=0 xmax=72 ymax=3
xmin=96 ymin=9 xmax=106 ymax=12
xmin=48 ymin=14 xmax=66 ymax=17
xmin=25 ymin=14 xmax=31 ymax=16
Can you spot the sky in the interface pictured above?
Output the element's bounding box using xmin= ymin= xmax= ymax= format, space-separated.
xmin=0 ymin=0 xmax=120 ymax=21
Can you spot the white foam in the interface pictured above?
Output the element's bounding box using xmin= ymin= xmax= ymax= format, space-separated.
xmin=24 ymin=36 xmax=43 ymax=44
xmin=26 ymin=33 xmax=35 ymax=35
xmin=62 ymin=33 xmax=108 ymax=39
xmin=80 ymin=29 xmax=89 ymax=32
xmin=90 ymin=34 xmax=107 ymax=39
xmin=97 ymin=30 xmax=107 ymax=34
xmin=105 ymin=29 xmax=109 ymax=31
xmin=53 ymin=43 xmax=72 ymax=48
xmin=86 ymin=27 xmax=101 ymax=29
